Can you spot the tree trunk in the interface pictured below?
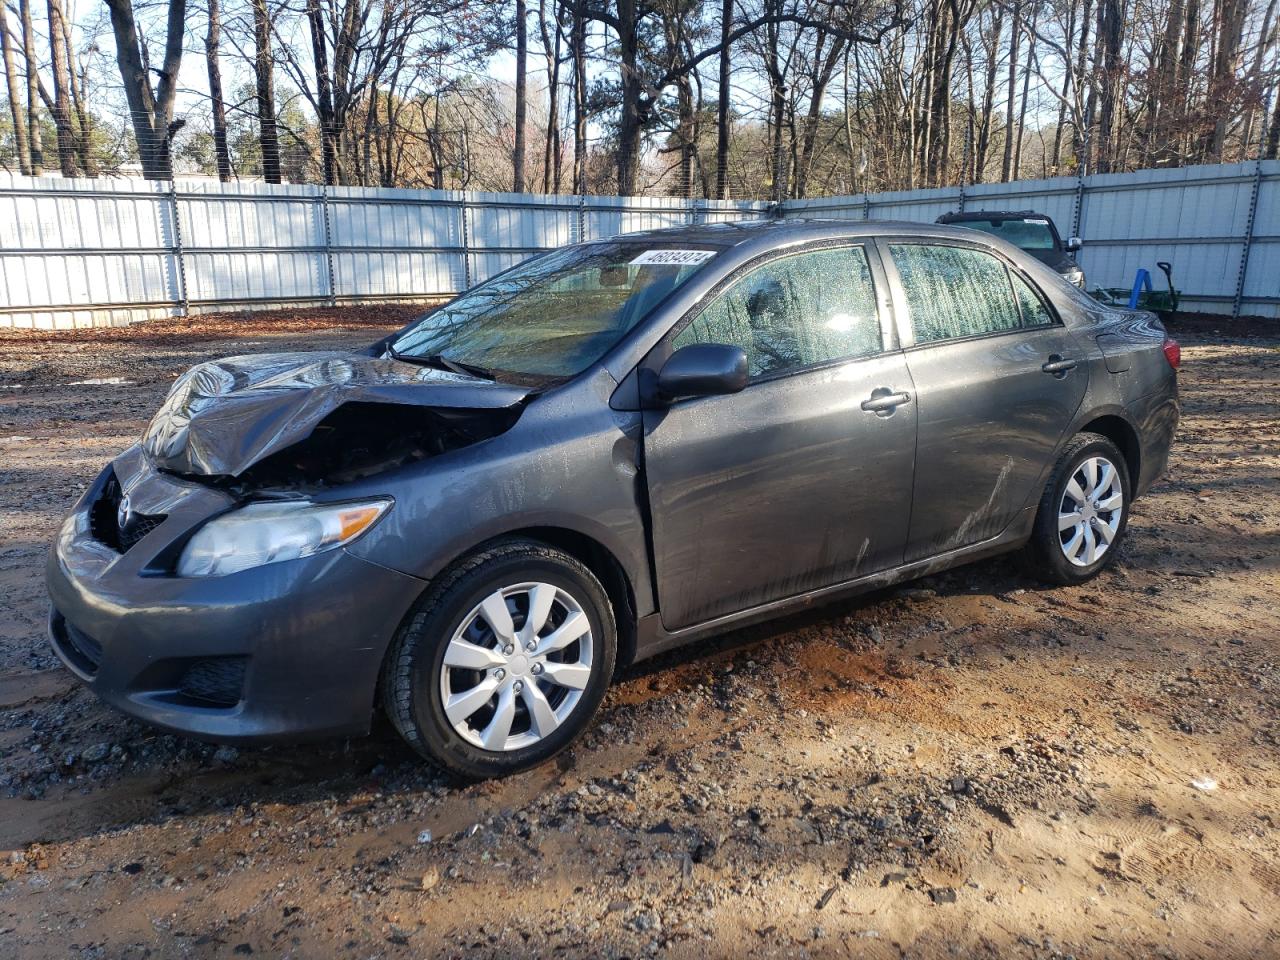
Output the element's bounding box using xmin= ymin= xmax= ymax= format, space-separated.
xmin=614 ymin=0 xmax=642 ymax=195
xmin=1095 ymin=0 xmax=1123 ymax=172
xmin=1052 ymin=0 xmax=1077 ymax=170
xmin=64 ymin=19 xmax=97 ymax=176
xmin=205 ymin=0 xmax=232 ymax=181
xmin=1001 ymin=0 xmax=1020 ymax=182
xmin=1207 ymin=0 xmax=1247 ymax=159
xmin=769 ymin=77 xmax=786 ymax=202
xmin=975 ymin=5 xmax=1003 ymax=181
xmin=714 ymin=0 xmax=732 ymax=198
xmin=0 ymin=1 xmax=31 ymax=175
xmin=1012 ymin=5 xmax=1036 ymax=179
xmin=46 ymin=0 xmax=77 ymax=176
xmin=104 ymin=0 xmax=186 ymax=180
xmin=306 ymin=0 xmax=338 ymax=185
xmin=571 ymin=0 xmax=586 ymax=194
xmin=538 ymin=0 xmax=562 ymax=193
xmin=513 ymin=0 xmax=527 ymax=191
xmin=1073 ymin=0 xmax=1093 ymax=169
xmin=675 ymin=72 xmax=695 ymax=198
xmin=252 ymin=0 xmax=282 ymax=183
xmin=796 ymin=34 xmax=846 ymax=197
xmin=18 ymin=0 xmax=41 ymax=173
xmin=1267 ymin=87 xmax=1280 ymax=159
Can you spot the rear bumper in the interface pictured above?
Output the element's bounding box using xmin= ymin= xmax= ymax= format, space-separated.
xmin=1135 ymin=385 xmax=1179 ymax=498
xmin=46 ymin=460 xmax=426 ymax=743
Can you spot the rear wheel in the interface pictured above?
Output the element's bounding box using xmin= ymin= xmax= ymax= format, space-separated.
xmin=381 ymin=540 xmax=616 ymax=778
xmin=1025 ymin=432 xmax=1131 ymax=585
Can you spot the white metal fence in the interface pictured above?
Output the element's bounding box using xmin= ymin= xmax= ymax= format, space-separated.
xmin=788 ymin=161 xmax=1280 ymax=320
xmin=1 ymin=160 xmax=1277 ymax=329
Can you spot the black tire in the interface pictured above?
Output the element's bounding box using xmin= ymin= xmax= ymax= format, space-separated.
xmin=1024 ymin=432 xmax=1132 ymax=585
xmin=380 ymin=538 xmax=616 ymax=778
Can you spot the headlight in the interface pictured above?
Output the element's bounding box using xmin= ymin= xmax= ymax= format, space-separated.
xmin=176 ymin=498 xmax=392 ymax=577
xmin=1064 ymin=267 xmax=1085 ymax=288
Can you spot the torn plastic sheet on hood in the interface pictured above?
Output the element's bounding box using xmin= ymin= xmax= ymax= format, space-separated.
xmin=142 ymin=352 xmax=531 ymax=477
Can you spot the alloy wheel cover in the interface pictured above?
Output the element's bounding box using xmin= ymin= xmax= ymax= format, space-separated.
xmin=1057 ymin=455 xmax=1124 ymax=567
xmin=438 ymin=581 xmax=594 ymax=751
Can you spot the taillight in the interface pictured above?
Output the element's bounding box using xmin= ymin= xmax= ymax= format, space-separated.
xmin=1162 ymin=338 xmax=1181 ymax=370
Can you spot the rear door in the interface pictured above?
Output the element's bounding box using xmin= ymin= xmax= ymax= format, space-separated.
xmin=641 ymin=242 xmax=918 ymax=630
xmin=879 ymin=241 xmax=1089 ymax=562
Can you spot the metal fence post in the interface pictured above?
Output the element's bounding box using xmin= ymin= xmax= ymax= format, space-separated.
xmin=1233 ymin=94 xmax=1269 ymax=320
xmin=318 ymin=183 xmax=337 ymax=307
xmin=862 ymin=191 xmax=871 ymax=220
xmin=167 ymin=176 xmax=189 ymax=317
xmin=577 ymin=189 xmax=587 ymax=245
xmin=460 ymin=193 xmax=472 ymax=291
xmin=1070 ymin=164 xmax=1087 ymax=242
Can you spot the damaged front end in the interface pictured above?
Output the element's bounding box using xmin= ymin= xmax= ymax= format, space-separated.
xmin=140 ymin=352 xmax=530 ymax=493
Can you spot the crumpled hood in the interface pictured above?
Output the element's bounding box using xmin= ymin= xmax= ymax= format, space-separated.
xmin=142 ymin=351 xmax=531 ymax=477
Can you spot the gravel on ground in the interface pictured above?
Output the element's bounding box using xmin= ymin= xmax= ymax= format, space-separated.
xmin=0 ymin=308 xmax=1277 ymax=959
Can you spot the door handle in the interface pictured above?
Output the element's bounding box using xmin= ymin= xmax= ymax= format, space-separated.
xmin=861 ymin=390 xmax=912 ymax=414
xmin=1042 ymin=356 xmax=1078 ymax=374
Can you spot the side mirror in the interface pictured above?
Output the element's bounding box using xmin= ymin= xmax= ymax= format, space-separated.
xmin=1065 ymin=237 xmax=1083 ymax=253
xmin=657 ymin=344 xmax=748 ymax=402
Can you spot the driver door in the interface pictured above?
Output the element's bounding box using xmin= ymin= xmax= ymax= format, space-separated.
xmin=641 ymin=243 xmax=918 ymax=631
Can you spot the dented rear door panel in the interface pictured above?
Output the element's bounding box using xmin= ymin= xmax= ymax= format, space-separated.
xmin=901 ymin=327 xmax=1089 ymax=562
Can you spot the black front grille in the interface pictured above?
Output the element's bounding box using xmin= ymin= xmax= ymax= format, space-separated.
xmin=90 ymin=472 xmax=165 ymax=552
xmin=177 ymin=657 xmax=248 ymax=707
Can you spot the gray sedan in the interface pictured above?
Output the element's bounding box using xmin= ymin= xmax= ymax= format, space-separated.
xmin=47 ymin=219 xmax=1180 ymax=777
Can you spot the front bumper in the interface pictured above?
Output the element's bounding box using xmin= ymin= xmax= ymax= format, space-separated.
xmin=46 ymin=451 xmax=426 ymax=743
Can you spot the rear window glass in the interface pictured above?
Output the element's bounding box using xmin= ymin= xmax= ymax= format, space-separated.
xmin=957 ymin=218 xmax=1057 ymax=250
xmin=1011 ymin=271 xmax=1055 ymax=326
xmin=889 ymin=244 xmax=1022 ymax=344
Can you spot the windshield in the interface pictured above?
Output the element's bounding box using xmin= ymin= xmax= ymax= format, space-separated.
xmin=389 ymin=241 xmax=721 ymax=382
xmin=960 ymin=218 xmax=1058 ymax=251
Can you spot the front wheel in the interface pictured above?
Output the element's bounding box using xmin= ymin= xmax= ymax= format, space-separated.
xmin=1025 ymin=432 xmax=1131 ymax=585
xmin=381 ymin=540 xmax=617 ymax=778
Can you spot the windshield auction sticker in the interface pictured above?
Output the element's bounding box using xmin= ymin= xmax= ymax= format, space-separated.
xmin=630 ymin=249 xmax=717 ymax=266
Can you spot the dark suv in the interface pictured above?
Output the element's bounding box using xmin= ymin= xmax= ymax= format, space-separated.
xmin=937 ymin=210 xmax=1085 ymax=288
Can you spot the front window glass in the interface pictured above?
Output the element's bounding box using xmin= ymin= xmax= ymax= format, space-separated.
xmin=889 ymin=244 xmax=1022 ymax=344
xmin=390 ymin=242 xmax=719 ymax=381
xmin=674 ymin=246 xmax=882 ymax=378
xmin=957 ymin=217 xmax=1058 ymax=251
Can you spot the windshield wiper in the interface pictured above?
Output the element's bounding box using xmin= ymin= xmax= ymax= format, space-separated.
xmin=386 ymin=345 xmax=496 ymax=381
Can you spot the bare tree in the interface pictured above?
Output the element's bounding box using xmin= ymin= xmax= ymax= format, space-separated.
xmin=17 ymin=0 xmax=42 ymax=172
xmin=513 ymin=0 xmax=528 ymax=190
xmin=205 ymin=0 xmax=232 ymax=181
xmin=104 ymin=0 xmax=187 ymax=178
xmin=252 ymin=0 xmax=282 ymax=182
xmin=0 ymin=0 xmax=31 ymax=174
xmin=46 ymin=0 xmax=77 ymax=175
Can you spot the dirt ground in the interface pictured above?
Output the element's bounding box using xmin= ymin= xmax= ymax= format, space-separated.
xmin=0 ymin=307 xmax=1276 ymax=959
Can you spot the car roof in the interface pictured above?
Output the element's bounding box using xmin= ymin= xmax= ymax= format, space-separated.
xmin=936 ymin=210 xmax=1054 ymax=222
xmin=611 ymin=217 xmax=1004 ymax=255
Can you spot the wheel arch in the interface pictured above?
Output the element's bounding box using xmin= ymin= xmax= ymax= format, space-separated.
xmin=402 ymin=526 xmax=641 ymax=673
xmin=505 ymin=526 xmax=639 ymax=671
xmin=1076 ymin=413 xmax=1141 ymax=490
